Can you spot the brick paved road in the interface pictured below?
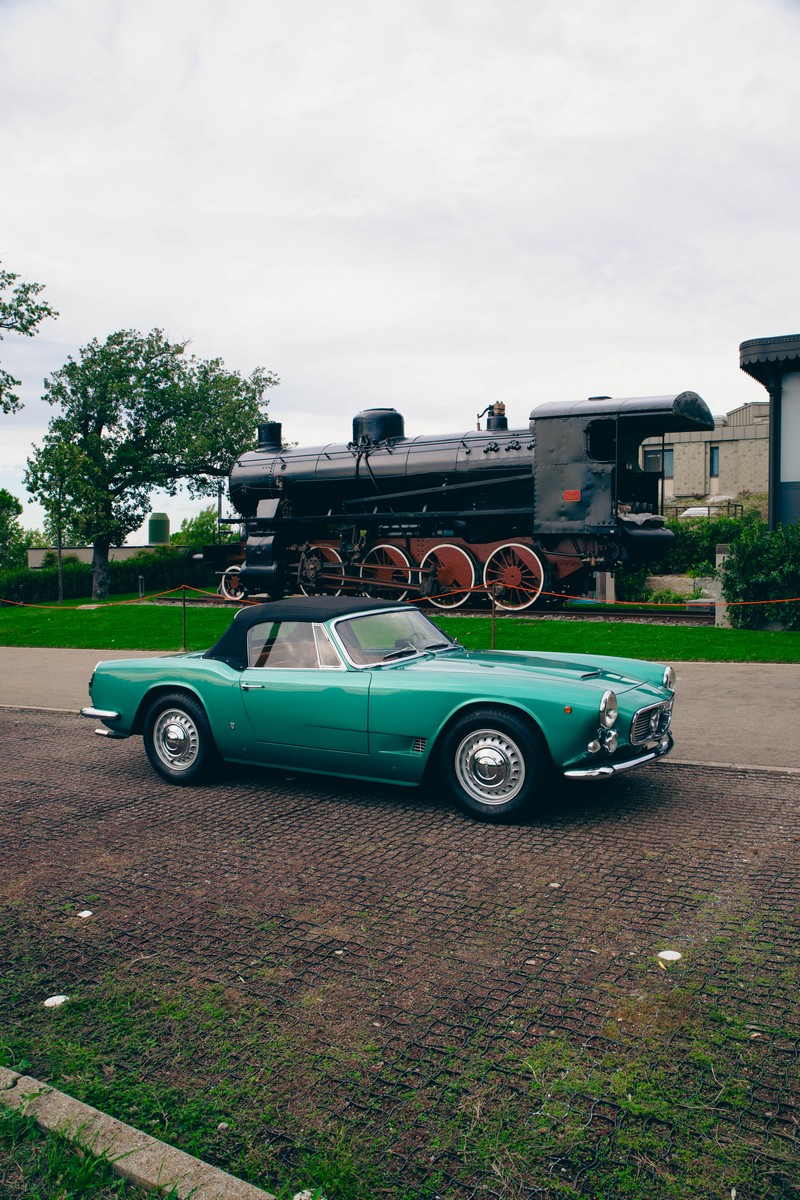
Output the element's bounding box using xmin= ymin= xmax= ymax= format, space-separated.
xmin=2 ymin=709 xmax=799 ymax=1198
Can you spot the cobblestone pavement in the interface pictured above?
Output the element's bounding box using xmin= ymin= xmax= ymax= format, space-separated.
xmin=2 ymin=709 xmax=800 ymax=1198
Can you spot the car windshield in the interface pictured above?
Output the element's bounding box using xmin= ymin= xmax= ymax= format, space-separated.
xmin=333 ymin=608 xmax=456 ymax=666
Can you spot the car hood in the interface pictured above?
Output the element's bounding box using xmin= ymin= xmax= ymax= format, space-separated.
xmin=390 ymin=648 xmax=661 ymax=694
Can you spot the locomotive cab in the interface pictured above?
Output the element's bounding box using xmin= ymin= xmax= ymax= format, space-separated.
xmin=530 ymin=392 xmax=714 ymax=558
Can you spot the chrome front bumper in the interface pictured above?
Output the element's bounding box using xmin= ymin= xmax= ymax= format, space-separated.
xmin=563 ymin=733 xmax=673 ymax=780
xmin=80 ymin=706 xmax=129 ymax=739
xmin=81 ymin=706 xmax=120 ymax=721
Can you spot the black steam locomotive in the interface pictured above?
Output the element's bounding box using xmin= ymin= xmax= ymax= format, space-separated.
xmin=214 ymin=391 xmax=714 ymax=610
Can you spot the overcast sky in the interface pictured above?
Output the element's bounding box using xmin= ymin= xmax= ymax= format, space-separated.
xmin=2 ymin=0 xmax=799 ymax=539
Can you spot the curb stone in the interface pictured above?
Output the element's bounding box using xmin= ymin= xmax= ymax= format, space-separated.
xmin=0 ymin=1066 xmax=275 ymax=1199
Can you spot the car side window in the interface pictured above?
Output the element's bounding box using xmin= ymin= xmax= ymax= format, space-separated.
xmin=313 ymin=624 xmax=344 ymax=669
xmin=247 ymin=621 xmax=320 ymax=669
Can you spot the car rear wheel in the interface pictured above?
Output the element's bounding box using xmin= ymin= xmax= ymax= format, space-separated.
xmin=143 ymin=692 xmax=218 ymax=785
xmin=441 ymin=707 xmax=551 ymax=821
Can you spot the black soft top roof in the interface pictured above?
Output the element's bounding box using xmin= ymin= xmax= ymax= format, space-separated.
xmin=203 ymin=596 xmax=406 ymax=669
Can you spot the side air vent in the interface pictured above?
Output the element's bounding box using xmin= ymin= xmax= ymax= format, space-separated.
xmin=412 ymin=737 xmax=427 ymax=754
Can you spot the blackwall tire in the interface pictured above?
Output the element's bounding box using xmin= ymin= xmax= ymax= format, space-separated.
xmin=143 ymin=692 xmax=219 ymax=785
xmin=440 ymin=707 xmax=552 ymax=821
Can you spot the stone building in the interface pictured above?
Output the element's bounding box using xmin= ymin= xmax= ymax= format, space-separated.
xmin=641 ymin=401 xmax=769 ymax=501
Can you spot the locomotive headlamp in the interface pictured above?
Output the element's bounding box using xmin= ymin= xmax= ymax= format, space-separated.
xmin=599 ymin=690 xmax=618 ymax=729
xmin=662 ymin=666 xmax=676 ymax=691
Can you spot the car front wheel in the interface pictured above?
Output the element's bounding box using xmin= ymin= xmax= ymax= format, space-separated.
xmin=441 ymin=707 xmax=551 ymax=821
xmin=143 ymin=692 xmax=218 ymax=785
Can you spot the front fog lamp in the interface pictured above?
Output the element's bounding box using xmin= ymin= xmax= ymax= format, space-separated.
xmin=599 ymin=689 xmax=618 ymax=728
xmin=663 ymin=665 xmax=676 ymax=691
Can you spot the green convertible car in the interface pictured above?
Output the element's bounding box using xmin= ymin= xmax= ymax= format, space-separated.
xmin=81 ymin=597 xmax=676 ymax=822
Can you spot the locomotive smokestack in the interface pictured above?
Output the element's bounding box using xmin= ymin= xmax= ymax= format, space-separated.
xmin=257 ymin=421 xmax=282 ymax=451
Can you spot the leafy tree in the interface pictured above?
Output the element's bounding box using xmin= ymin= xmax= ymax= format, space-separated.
xmin=0 ymin=488 xmax=44 ymax=571
xmin=0 ymin=262 xmax=58 ymax=414
xmin=25 ymin=329 xmax=277 ymax=598
xmin=169 ymin=504 xmax=241 ymax=547
xmin=25 ymin=441 xmax=85 ymax=601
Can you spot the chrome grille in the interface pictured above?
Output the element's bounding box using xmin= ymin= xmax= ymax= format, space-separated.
xmin=412 ymin=737 xmax=427 ymax=754
xmin=630 ymin=700 xmax=672 ymax=746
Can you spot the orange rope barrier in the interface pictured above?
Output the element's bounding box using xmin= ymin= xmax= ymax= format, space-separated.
xmin=0 ymin=584 xmax=226 ymax=610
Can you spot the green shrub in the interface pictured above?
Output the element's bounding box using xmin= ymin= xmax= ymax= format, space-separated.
xmin=648 ymin=587 xmax=690 ymax=605
xmin=0 ymin=547 xmax=219 ymax=605
xmin=722 ymin=516 xmax=800 ymax=630
xmin=613 ymin=562 xmax=649 ymax=602
xmin=0 ymin=560 xmax=92 ymax=603
xmin=656 ymin=516 xmax=744 ymax=574
xmin=108 ymin=546 xmax=217 ymax=594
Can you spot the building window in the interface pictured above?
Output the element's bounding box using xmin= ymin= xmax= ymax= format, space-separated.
xmin=709 ymin=445 xmax=720 ymax=478
xmin=642 ymin=448 xmax=674 ymax=478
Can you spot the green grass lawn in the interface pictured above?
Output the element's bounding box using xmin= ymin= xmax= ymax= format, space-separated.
xmin=1 ymin=598 xmax=799 ymax=660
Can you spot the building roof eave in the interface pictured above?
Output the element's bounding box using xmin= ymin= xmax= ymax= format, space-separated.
xmin=739 ymin=334 xmax=800 ymax=384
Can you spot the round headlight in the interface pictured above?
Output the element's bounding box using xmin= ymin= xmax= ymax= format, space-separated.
xmin=662 ymin=666 xmax=676 ymax=691
xmin=599 ymin=689 xmax=618 ymax=728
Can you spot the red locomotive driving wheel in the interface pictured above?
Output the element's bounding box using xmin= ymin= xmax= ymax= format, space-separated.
xmin=419 ymin=544 xmax=476 ymax=609
xmin=359 ymin=544 xmax=412 ymax=601
xmin=482 ymin=543 xmax=546 ymax=611
xmin=298 ymin=544 xmax=345 ymax=596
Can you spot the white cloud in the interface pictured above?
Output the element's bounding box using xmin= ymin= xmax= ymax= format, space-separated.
xmin=2 ymin=0 xmax=799 ymax=536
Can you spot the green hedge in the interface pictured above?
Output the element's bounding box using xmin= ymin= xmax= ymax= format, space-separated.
xmin=722 ymin=516 xmax=800 ymax=630
xmin=0 ymin=548 xmax=219 ymax=605
xmin=0 ymin=560 xmax=91 ymax=603
xmin=106 ymin=547 xmax=217 ymax=594
xmin=654 ymin=516 xmax=745 ymax=574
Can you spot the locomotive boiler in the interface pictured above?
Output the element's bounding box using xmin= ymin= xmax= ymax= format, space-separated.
xmin=217 ymin=391 xmax=714 ymax=610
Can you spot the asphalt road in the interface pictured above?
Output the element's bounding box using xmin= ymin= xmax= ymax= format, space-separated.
xmin=0 ymin=646 xmax=798 ymax=771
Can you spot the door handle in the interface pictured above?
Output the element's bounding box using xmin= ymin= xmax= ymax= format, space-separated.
xmin=241 ymin=683 xmax=266 ymax=691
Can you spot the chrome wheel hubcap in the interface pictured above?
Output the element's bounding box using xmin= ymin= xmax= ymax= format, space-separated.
xmin=153 ymin=709 xmax=200 ymax=772
xmin=455 ymin=728 xmax=525 ymax=805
